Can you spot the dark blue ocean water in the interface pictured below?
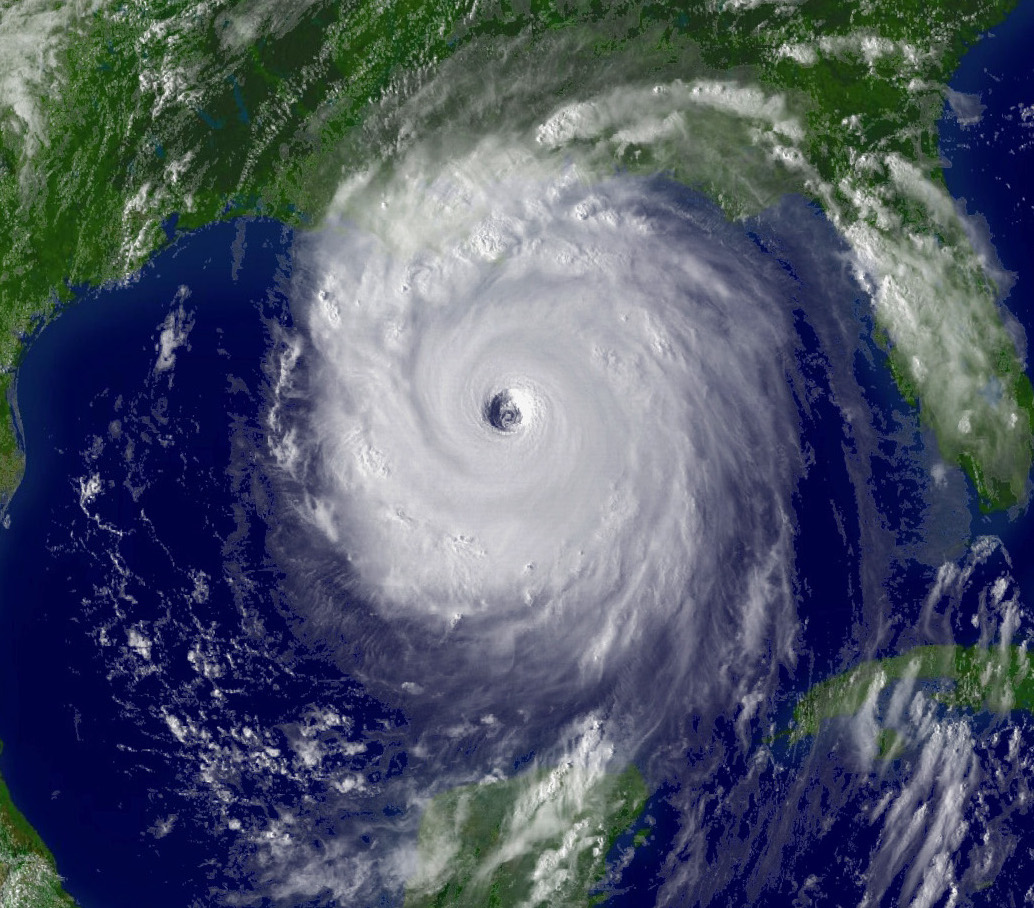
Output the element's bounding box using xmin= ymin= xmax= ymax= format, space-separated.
xmin=940 ymin=0 xmax=1034 ymax=249
xmin=4 ymin=22 xmax=1034 ymax=894
xmin=0 ymin=219 xmax=397 ymax=907
xmin=0 ymin=197 xmax=884 ymax=904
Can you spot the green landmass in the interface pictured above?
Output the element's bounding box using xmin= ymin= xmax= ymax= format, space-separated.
xmin=0 ymin=752 xmax=78 ymax=907
xmin=404 ymin=764 xmax=647 ymax=907
xmin=2 ymin=0 xmax=1031 ymax=510
xmin=875 ymin=727 xmax=904 ymax=760
xmin=788 ymin=643 xmax=1034 ymax=742
xmin=0 ymin=373 xmax=21 ymax=510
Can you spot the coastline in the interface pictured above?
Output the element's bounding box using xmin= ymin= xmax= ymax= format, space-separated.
xmin=0 ymin=753 xmax=77 ymax=907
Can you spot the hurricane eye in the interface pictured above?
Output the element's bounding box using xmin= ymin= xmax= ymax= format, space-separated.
xmin=485 ymin=390 xmax=523 ymax=433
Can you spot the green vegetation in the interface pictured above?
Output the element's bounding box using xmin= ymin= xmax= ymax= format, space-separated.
xmin=876 ymin=727 xmax=904 ymax=760
xmin=0 ymin=752 xmax=78 ymax=907
xmin=0 ymin=373 xmax=21 ymax=511
xmin=789 ymin=644 xmax=1034 ymax=742
xmin=405 ymin=764 xmax=648 ymax=907
xmin=1 ymin=0 xmax=1031 ymax=509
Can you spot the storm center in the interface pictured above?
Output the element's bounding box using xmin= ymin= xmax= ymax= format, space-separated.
xmin=485 ymin=390 xmax=523 ymax=433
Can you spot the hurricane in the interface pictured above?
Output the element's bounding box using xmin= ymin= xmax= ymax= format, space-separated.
xmin=290 ymin=167 xmax=799 ymax=656
xmin=7 ymin=5 xmax=1034 ymax=907
xmin=259 ymin=27 xmax=875 ymax=905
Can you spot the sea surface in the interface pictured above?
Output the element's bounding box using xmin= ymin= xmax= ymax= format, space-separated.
xmin=1 ymin=6 xmax=1034 ymax=897
xmin=0 ymin=200 xmax=898 ymax=906
xmin=0 ymin=219 xmax=399 ymax=907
